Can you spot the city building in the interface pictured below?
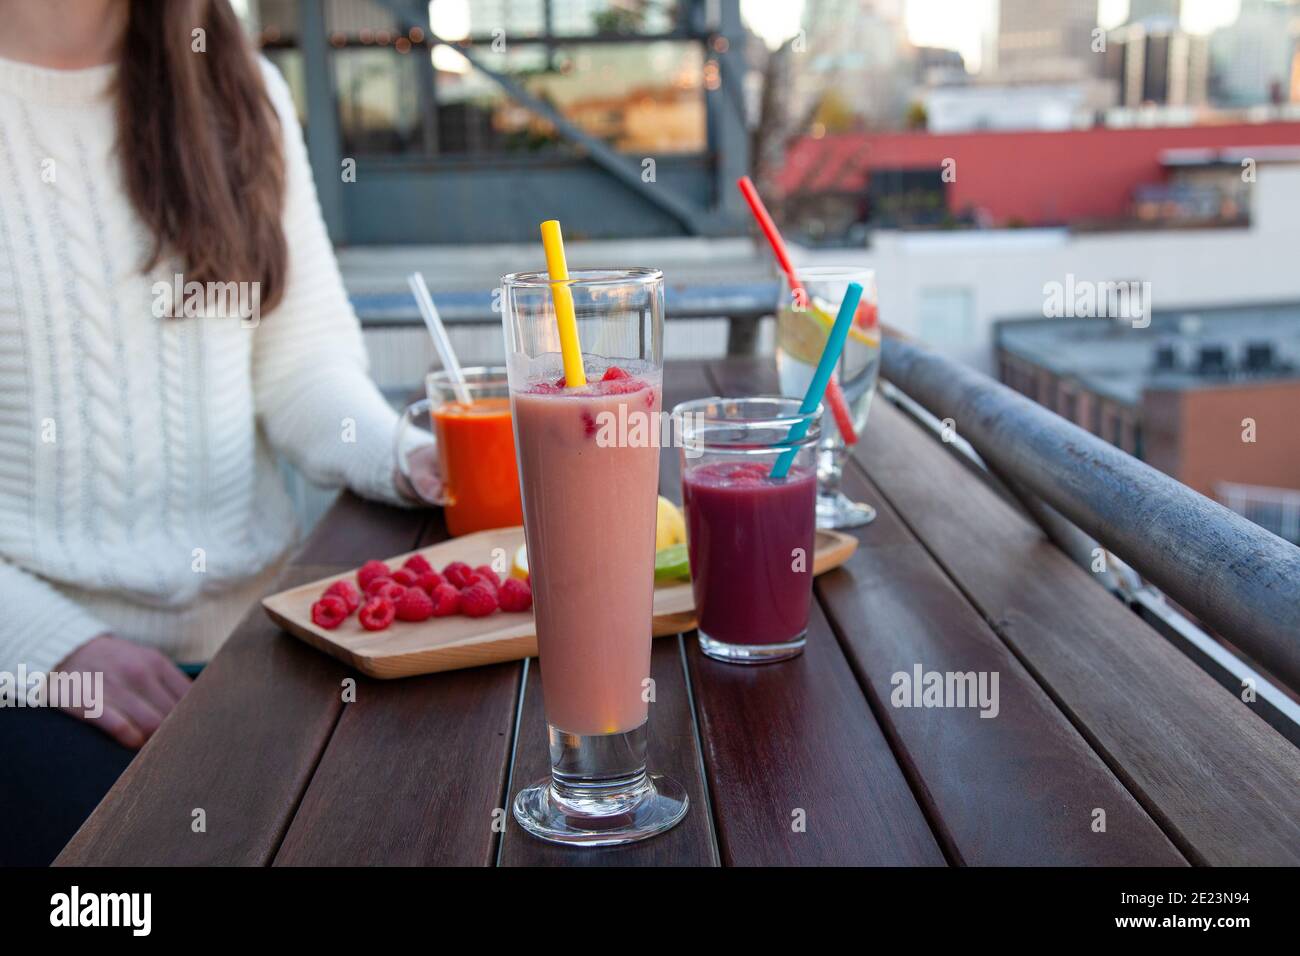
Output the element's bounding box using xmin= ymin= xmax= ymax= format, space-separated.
xmin=1105 ymin=17 xmax=1210 ymax=107
xmin=913 ymin=45 xmax=968 ymax=87
xmin=791 ymin=0 xmax=915 ymax=130
xmin=994 ymin=0 xmax=1102 ymax=82
xmin=1208 ymin=0 xmax=1300 ymax=107
xmin=1124 ymin=0 xmax=1183 ymax=25
xmin=244 ymin=0 xmax=750 ymax=244
xmin=921 ymin=80 xmax=1112 ymax=133
xmin=775 ymin=120 xmax=1300 ymax=234
xmin=786 ymin=143 xmax=1300 ymax=373
xmin=995 ymin=311 xmax=1300 ymax=543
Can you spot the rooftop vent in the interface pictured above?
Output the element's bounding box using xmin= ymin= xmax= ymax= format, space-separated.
xmin=1153 ymin=341 xmax=1179 ymax=371
xmin=1243 ymin=341 xmax=1276 ymax=374
xmin=1196 ymin=344 xmax=1228 ymax=377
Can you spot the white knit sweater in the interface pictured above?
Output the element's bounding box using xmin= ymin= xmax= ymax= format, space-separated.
xmin=0 ymin=55 xmax=406 ymax=671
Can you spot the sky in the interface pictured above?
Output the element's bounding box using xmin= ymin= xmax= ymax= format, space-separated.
xmin=740 ymin=0 xmax=1248 ymax=73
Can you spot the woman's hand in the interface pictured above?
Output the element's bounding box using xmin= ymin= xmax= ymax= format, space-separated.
xmin=55 ymin=634 xmax=192 ymax=749
xmin=395 ymin=442 xmax=445 ymax=505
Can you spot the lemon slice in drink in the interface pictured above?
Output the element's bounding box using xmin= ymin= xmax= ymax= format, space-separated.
xmin=511 ymin=543 xmax=529 ymax=580
xmin=808 ymin=295 xmax=881 ymax=348
xmin=776 ymin=306 xmax=829 ymax=366
xmin=654 ymin=543 xmax=690 ymax=583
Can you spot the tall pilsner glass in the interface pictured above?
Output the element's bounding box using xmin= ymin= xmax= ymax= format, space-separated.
xmin=503 ymin=268 xmax=689 ymax=846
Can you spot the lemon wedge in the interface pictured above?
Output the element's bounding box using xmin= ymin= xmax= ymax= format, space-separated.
xmin=656 ymin=496 xmax=687 ymax=550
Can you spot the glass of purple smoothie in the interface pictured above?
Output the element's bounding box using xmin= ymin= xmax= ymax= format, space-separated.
xmin=673 ymin=397 xmax=821 ymax=664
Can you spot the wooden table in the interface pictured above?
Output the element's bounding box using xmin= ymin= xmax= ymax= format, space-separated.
xmin=56 ymin=358 xmax=1300 ymax=867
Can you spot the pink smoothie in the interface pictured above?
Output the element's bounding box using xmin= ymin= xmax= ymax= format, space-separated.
xmin=511 ymin=370 xmax=662 ymax=736
xmin=682 ymin=461 xmax=817 ymax=646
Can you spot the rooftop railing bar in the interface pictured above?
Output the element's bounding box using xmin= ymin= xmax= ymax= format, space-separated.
xmin=881 ymin=336 xmax=1300 ymax=695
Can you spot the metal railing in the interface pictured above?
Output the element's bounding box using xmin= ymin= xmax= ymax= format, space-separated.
xmin=880 ymin=336 xmax=1300 ymax=696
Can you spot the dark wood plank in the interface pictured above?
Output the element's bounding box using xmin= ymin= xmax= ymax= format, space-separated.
xmin=290 ymin=491 xmax=431 ymax=568
xmin=690 ymin=358 xmax=945 ymax=866
xmin=497 ymin=637 xmax=719 ymax=865
xmin=56 ymin=562 xmax=351 ymax=866
xmin=56 ymin=494 xmax=431 ymax=866
xmin=274 ymin=505 xmax=523 ymax=865
xmin=856 ymin=397 xmax=1300 ymax=865
xmin=686 ymin=602 xmax=946 ymax=865
xmin=822 ymin=463 xmax=1186 ymax=865
xmin=273 ymin=661 xmax=522 ymax=865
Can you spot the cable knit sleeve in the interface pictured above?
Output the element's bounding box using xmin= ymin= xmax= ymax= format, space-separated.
xmin=0 ymin=558 xmax=107 ymax=675
xmin=250 ymin=60 xmax=407 ymax=506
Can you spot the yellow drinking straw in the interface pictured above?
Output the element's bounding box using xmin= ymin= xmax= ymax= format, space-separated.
xmin=540 ymin=219 xmax=586 ymax=387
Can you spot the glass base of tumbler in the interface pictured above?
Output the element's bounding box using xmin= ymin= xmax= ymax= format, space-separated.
xmin=698 ymin=629 xmax=806 ymax=664
xmin=512 ymin=723 xmax=688 ymax=847
xmin=817 ymin=490 xmax=876 ymax=529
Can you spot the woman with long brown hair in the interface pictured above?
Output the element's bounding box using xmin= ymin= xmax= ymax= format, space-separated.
xmin=0 ymin=0 xmax=427 ymax=862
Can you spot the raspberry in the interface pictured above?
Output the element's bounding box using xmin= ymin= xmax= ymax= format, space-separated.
xmin=598 ymin=377 xmax=646 ymax=396
xmin=395 ymin=587 xmax=435 ymax=622
xmin=473 ymin=565 xmax=501 ymax=589
xmin=416 ymin=570 xmax=444 ymax=594
xmin=373 ymin=581 xmax=407 ymax=603
xmin=364 ymin=575 xmax=394 ymax=597
xmin=429 ymin=583 xmax=461 ymax=617
xmin=358 ymin=596 xmax=396 ymax=631
xmin=459 ymin=582 xmax=499 ymax=618
xmin=581 ymin=411 xmax=597 ymax=437
xmin=601 ymin=365 xmax=630 ymax=381
xmin=311 ymin=594 xmax=349 ymax=630
xmin=323 ymin=580 xmax=360 ymax=613
xmin=443 ymin=561 xmax=476 ymax=589
xmin=499 ymin=578 xmax=532 ymax=613
xmin=469 ymin=572 xmax=498 ymax=596
xmin=357 ymin=560 xmax=391 ymax=590
xmin=391 ymin=568 xmax=418 ymax=587
xmin=402 ymin=554 xmax=434 ymax=576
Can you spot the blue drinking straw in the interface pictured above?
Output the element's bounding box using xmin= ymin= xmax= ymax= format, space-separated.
xmin=769 ymin=281 xmax=863 ymax=480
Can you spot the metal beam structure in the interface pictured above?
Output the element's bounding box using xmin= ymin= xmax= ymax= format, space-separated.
xmin=420 ymin=29 xmax=712 ymax=234
xmin=880 ymin=336 xmax=1300 ymax=694
xmin=298 ymin=0 xmax=345 ymax=240
xmin=311 ymin=0 xmax=752 ymax=242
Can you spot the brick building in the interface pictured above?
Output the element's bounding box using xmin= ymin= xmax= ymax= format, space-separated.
xmin=996 ymin=309 xmax=1300 ymax=542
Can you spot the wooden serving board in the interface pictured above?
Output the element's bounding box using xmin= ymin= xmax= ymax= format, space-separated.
xmin=263 ymin=525 xmax=857 ymax=679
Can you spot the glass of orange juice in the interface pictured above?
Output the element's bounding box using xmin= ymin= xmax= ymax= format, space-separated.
xmin=395 ymin=367 xmax=523 ymax=536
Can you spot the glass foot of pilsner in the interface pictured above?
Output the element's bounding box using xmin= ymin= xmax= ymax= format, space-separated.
xmin=513 ymin=723 xmax=689 ymax=846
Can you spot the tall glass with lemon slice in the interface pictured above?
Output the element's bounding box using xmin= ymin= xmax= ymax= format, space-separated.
xmin=775 ymin=267 xmax=880 ymax=528
xmin=503 ymin=251 xmax=688 ymax=846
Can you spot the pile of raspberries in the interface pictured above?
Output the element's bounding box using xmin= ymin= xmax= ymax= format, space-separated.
xmin=310 ymin=554 xmax=532 ymax=632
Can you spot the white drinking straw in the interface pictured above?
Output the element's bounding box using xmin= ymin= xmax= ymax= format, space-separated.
xmin=407 ymin=272 xmax=472 ymax=405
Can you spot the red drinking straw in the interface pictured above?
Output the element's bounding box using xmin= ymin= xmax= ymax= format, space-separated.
xmin=736 ymin=176 xmax=860 ymax=445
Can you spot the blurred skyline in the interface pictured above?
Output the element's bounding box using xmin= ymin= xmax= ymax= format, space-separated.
xmin=741 ymin=0 xmax=1250 ymax=71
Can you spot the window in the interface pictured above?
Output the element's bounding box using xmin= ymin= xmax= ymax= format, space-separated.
xmin=435 ymin=41 xmax=707 ymax=156
xmin=311 ymin=0 xmax=704 ymax=158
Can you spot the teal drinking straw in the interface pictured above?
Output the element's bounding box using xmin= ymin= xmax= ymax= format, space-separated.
xmin=769 ymin=281 xmax=864 ymax=479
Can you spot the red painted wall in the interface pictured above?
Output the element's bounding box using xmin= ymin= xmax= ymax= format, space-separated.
xmin=776 ymin=122 xmax=1300 ymax=225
